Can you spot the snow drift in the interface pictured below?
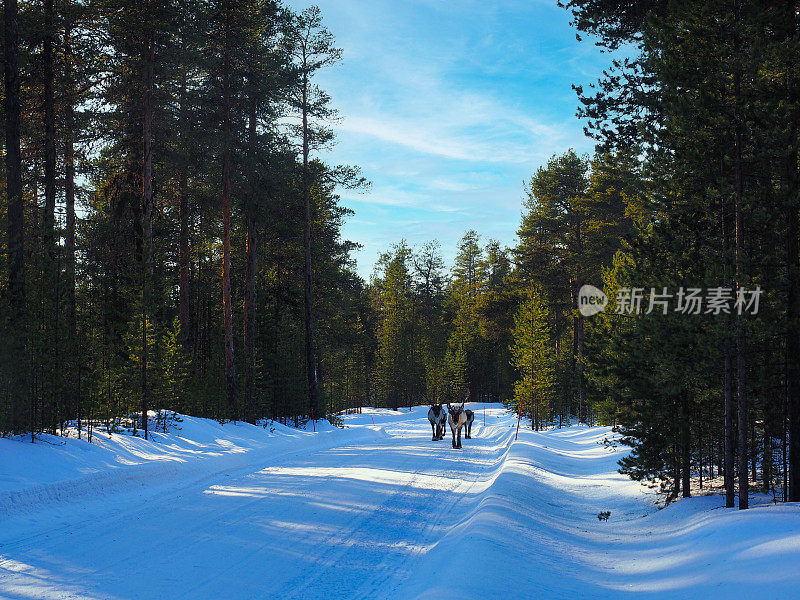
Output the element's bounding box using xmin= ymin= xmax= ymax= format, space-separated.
xmin=1 ymin=404 xmax=798 ymax=600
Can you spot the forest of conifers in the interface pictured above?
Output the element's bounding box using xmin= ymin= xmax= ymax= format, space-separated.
xmin=1 ymin=0 xmax=800 ymax=509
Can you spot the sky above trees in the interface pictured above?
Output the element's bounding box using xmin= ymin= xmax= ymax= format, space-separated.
xmin=284 ymin=0 xmax=617 ymax=277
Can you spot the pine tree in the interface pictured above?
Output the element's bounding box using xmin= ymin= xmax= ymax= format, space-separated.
xmin=511 ymin=289 xmax=555 ymax=430
xmin=287 ymin=6 xmax=342 ymax=420
xmin=373 ymin=243 xmax=416 ymax=410
xmin=3 ymin=0 xmax=27 ymax=435
xmin=448 ymin=230 xmax=485 ymax=399
xmin=517 ymin=151 xmax=589 ymax=420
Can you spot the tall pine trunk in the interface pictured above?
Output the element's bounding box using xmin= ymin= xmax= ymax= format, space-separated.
xmin=221 ymin=27 xmax=238 ymax=421
xmin=42 ymin=0 xmax=56 ymax=248
xmin=178 ymin=64 xmax=191 ymax=345
xmin=785 ymin=0 xmax=800 ymax=503
xmin=733 ymin=45 xmax=748 ymax=509
xmin=787 ymin=150 xmax=800 ymax=502
xmin=5 ymin=0 xmax=26 ymax=434
xmin=65 ymin=131 xmax=78 ymax=432
xmin=64 ymin=8 xmax=79 ymax=435
xmin=575 ymin=307 xmax=585 ymax=423
xmin=722 ymin=188 xmax=736 ymax=507
xmin=43 ymin=0 xmax=58 ymax=426
xmin=572 ymin=209 xmax=586 ymax=424
xmin=243 ymin=100 xmax=258 ymax=423
xmin=680 ymin=392 xmax=691 ymax=498
xmin=140 ymin=29 xmax=155 ymax=440
xmin=301 ymin=72 xmax=318 ymax=419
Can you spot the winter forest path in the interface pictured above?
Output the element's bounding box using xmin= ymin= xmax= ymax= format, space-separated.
xmin=1 ymin=405 xmax=799 ymax=600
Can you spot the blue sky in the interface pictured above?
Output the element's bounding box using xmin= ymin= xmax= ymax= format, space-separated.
xmin=285 ymin=0 xmax=610 ymax=279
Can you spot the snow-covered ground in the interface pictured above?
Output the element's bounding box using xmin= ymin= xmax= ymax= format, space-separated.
xmin=1 ymin=404 xmax=798 ymax=599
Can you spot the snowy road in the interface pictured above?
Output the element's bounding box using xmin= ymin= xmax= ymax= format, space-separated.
xmin=1 ymin=405 xmax=799 ymax=599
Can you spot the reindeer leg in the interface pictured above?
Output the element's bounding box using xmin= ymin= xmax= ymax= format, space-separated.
xmin=457 ymin=427 xmax=462 ymax=449
xmin=451 ymin=426 xmax=457 ymax=448
xmin=431 ymin=422 xmax=436 ymax=441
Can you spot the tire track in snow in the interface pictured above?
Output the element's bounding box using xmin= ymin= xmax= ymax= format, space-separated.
xmin=276 ymin=418 xmax=517 ymax=600
xmin=0 ymin=408 xmax=519 ymax=600
xmin=347 ymin=423 xmax=515 ymax=599
xmin=0 ymin=428 xmax=383 ymax=598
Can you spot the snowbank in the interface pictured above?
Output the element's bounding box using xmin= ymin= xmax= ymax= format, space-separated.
xmin=0 ymin=413 xmax=373 ymax=520
xmin=1 ymin=404 xmax=798 ymax=600
xmin=398 ymin=416 xmax=800 ymax=600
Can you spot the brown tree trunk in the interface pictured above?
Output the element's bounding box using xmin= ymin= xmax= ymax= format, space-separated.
xmin=750 ymin=418 xmax=757 ymax=485
xmin=178 ymin=66 xmax=190 ymax=344
xmin=42 ymin=0 xmax=56 ymax=261
xmin=244 ymin=215 xmax=257 ymax=420
xmin=64 ymin=9 xmax=79 ymax=435
xmin=5 ymin=0 xmax=26 ymax=433
xmin=42 ymin=0 xmax=56 ymax=242
xmin=4 ymin=0 xmax=22 ymax=302
xmin=243 ymin=100 xmax=258 ymax=423
xmin=301 ymin=72 xmax=319 ymax=419
xmin=670 ymin=445 xmax=681 ymax=503
xmin=785 ymin=0 xmax=800 ymax=504
xmin=65 ymin=130 xmax=78 ymax=428
xmin=680 ymin=392 xmax=691 ymax=498
xmin=575 ymin=311 xmax=585 ymax=423
xmin=43 ymin=0 xmax=58 ymax=422
xmin=140 ymin=31 xmax=155 ymax=440
xmin=221 ymin=32 xmax=238 ymax=421
xmin=787 ymin=157 xmax=800 ymax=501
xmin=572 ymin=209 xmax=586 ymax=423
xmin=733 ymin=55 xmax=748 ymax=510
xmin=721 ymin=189 xmax=736 ymax=507
xmin=784 ymin=388 xmax=790 ymax=499
xmin=699 ymin=432 xmax=704 ymax=490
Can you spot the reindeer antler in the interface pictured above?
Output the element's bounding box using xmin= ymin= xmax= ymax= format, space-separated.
xmin=423 ymin=390 xmax=440 ymax=406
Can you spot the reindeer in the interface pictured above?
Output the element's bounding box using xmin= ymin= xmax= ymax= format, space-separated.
xmin=464 ymin=408 xmax=475 ymax=439
xmin=427 ymin=398 xmax=447 ymax=441
xmin=447 ymin=391 xmax=471 ymax=449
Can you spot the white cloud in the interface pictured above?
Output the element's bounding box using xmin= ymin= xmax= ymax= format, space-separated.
xmin=286 ymin=0 xmax=607 ymax=277
xmin=333 ymin=71 xmax=573 ymax=165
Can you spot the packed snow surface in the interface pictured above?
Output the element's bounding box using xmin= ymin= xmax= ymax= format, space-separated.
xmin=1 ymin=405 xmax=798 ymax=599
